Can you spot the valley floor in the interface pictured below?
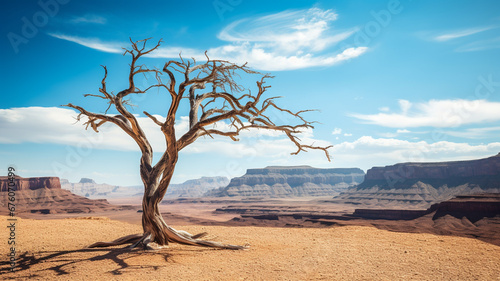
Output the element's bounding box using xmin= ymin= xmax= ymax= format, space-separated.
xmin=1 ymin=215 xmax=499 ymax=280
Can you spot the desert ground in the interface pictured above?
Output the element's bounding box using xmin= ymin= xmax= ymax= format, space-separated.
xmin=1 ymin=197 xmax=499 ymax=280
xmin=1 ymin=216 xmax=500 ymax=280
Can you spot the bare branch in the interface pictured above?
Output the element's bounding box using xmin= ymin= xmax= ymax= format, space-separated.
xmin=144 ymin=111 xmax=164 ymax=126
xmin=63 ymin=103 xmax=131 ymax=133
xmin=66 ymin=37 xmax=332 ymax=252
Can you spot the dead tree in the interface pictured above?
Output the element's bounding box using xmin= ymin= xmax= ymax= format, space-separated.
xmin=65 ymin=38 xmax=331 ymax=250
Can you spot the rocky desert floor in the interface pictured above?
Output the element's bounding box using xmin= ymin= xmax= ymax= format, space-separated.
xmin=1 ymin=197 xmax=499 ymax=280
xmin=1 ymin=215 xmax=500 ymax=281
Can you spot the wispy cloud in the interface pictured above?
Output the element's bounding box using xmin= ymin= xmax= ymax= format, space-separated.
xmin=430 ymin=25 xmax=500 ymax=52
xmin=218 ymin=8 xmax=353 ymax=54
xmin=48 ymin=8 xmax=368 ymax=71
xmin=434 ymin=26 xmax=495 ymax=41
xmin=48 ymin=33 xmax=122 ymax=53
xmin=443 ymin=126 xmax=500 ymax=139
xmin=351 ymin=99 xmax=500 ymax=128
xmin=455 ymin=36 xmax=500 ymax=52
xmin=379 ymin=129 xmax=411 ymax=138
xmin=70 ymin=14 xmax=107 ymax=25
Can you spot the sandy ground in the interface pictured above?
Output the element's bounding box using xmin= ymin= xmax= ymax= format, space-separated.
xmin=1 ymin=215 xmax=499 ymax=280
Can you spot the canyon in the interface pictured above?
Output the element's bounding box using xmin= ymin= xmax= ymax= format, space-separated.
xmin=336 ymin=153 xmax=500 ymax=208
xmin=209 ymin=166 xmax=365 ymax=197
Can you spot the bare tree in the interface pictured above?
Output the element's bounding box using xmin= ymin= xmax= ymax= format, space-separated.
xmin=65 ymin=38 xmax=331 ymax=250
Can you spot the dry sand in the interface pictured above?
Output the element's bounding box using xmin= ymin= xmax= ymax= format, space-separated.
xmin=1 ymin=215 xmax=499 ymax=280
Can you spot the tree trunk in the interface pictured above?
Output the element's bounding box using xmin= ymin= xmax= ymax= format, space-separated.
xmin=140 ymin=152 xmax=176 ymax=247
xmin=138 ymin=167 xmax=246 ymax=250
xmin=141 ymin=193 xmax=170 ymax=246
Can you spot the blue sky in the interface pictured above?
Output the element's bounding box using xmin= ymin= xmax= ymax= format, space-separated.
xmin=2 ymin=0 xmax=500 ymax=186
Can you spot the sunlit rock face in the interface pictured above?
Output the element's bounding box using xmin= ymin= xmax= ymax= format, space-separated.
xmin=210 ymin=166 xmax=365 ymax=197
xmin=0 ymin=176 xmax=133 ymax=214
xmin=337 ymin=153 xmax=500 ymax=208
xmin=0 ymin=176 xmax=61 ymax=192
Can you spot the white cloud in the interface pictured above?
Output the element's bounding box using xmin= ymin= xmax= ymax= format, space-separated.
xmin=218 ymin=8 xmax=351 ymax=54
xmin=332 ymin=128 xmax=342 ymax=135
xmin=70 ymin=14 xmax=107 ymax=25
xmin=48 ymin=8 xmax=368 ymax=71
xmin=48 ymin=33 xmax=122 ymax=54
xmin=4 ymin=107 xmax=500 ymax=177
xmin=351 ymin=99 xmax=500 ymax=128
xmin=398 ymin=99 xmax=412 ymax=114
xmin=434 ymin=26 xmax=496 ymax=41
xmin=379 ymin=129 xmax=411 ymax=138
xmin=0 ymin=107 xmax=331 ymax=161
xmin=343 ymin=133 xmax=352 ymax=137
xmin=205 ymin=44 xmax=367 ymax=71
xmin=329 ymin=136 xmax=500 ymax=171
xmin=443 ymin=126 xmax=500 ymax=139
xmin=378 ymin=106 xmax=390 ymax=112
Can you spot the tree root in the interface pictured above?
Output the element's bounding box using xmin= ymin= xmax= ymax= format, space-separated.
xmin=87 ymin=234 xmax=143 ymax=248
xmin=87 ymin=227 xmax=248 ymax=250
xmin=163 ymin=225 xmax=247 ymax=250
xmin=129 ymin=233 xmax=151 ymax=249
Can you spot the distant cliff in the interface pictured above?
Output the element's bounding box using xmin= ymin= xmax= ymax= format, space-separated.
xmin=210 ymin=166 xmax=365 ymax=197
xmin=0 ymin=176 xmax=132 ymax=214
xmin=165 ymin=176 xmax=229 ymax=198
xmin=61 ymin=176 xmax=229 ymax=199
xmin=61 ymin=178 xmax=142 ymax=199
xmin=0 ymin=176 xmax=60 ymax=192
xmin=337 ymin=154 xmax=500 ymax=208
xmin=361 ymin=153 xmax=500 ymax=186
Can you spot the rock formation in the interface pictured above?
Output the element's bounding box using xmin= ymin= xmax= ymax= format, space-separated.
xmin=79 ymin=178 xmax=96 ymax=184
xmin=429 ymin=193 xmax=500 ymax=222
xmin=61 ymin=178 xmax=142 ymax=198
xmin=0 ymin=176 xmax=132 ymax=214
xmin=61 ymin=176 xmax=228 ymax=199
xmin=0 ymin=176 xmax=60 ymax=192
xmin=165 ymin=176 xmax=229 ymax=198
xmin=337 ymin=153 xmax=500 ymax=208
xmin=210 ymin=166 xmax=365 ymax=197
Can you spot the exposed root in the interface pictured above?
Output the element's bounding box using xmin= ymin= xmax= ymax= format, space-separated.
xmin=87 ymin=234 xmax=143 ymax=248
xmin=129 ymin=233 xmax=151 ymax=249
xmin=86 ymin=227 xmax=247 ymax=250
xmin=191 ymin=232 xmax=208 ymax=239
xmin=162 ymin=225 xmax=248 ymax=250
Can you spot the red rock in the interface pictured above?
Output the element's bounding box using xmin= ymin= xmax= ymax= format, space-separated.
xmin=0 ymin=176 xmax=61 ymax=192
xmin=364 ymin=153 xmax=500 ymax=181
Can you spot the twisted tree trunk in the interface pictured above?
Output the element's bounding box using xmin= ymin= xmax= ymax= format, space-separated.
xmin=140 ymin=185 xmax=245 ymax=250
xmin=90 ymin=133 xmax=246 ymax=250
xmin=88 ymin=172 xmax=247 ymax=250
xmin=76 ymin=38 xmax=331 ymax=252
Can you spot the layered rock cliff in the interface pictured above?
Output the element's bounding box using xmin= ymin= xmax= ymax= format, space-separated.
xmin=165 ymin=176 xmax=229 ymax=198
xmin=61 ymin=176 xmax=229 ymax=199
xmin=61 ymin=178 xmax=142 ymax=198
xmin=0 ymin=176 xmax=132 ymax=214
xmin=337 ymin=154 xmax=500 ymax=208
xmin=0 ymin=176 xmax=60 ymax=192
xmin=210 ymin=166 xmax=365 ymax=197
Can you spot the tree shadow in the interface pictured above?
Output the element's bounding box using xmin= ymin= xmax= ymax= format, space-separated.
xmin=0 ymin=246 xmax=173 ymax=279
